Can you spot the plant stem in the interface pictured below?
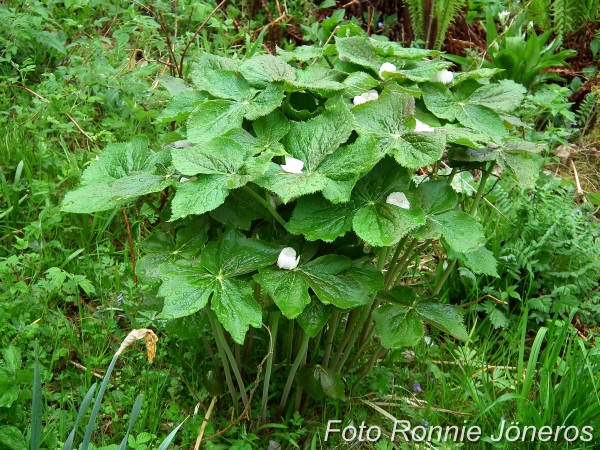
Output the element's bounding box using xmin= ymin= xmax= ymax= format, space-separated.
xmin=432 ymin=165 xmax=494 ymax=296
xmin=385 ymin=239 xmax=419 ymax=289
xmin=384 ymin=236 xmax=408 ymax=284
xmin=355 ymin=347 xmax=388 ymax=386
xmin=201 ymin=335 xmax=222 ymax=380
xmin=276 ymin=331 xmax=310 ymax=420
xmin=321 ymin=309 xmax=340 ymax=368
xmin=261 ymin=312 xmax=280 ymax=424
xmin=242 ymin=185 xmax=287 ymax=227
xmin=330 ymin=310 xmax=360 ymax=370
xmin=294 ymin=349 xmax=308 ymax=412
xmin=310 ymin=329 xmax=323 ymax=365
xmin=207 ymin=313 xmax=238 ymax=409
xmin=285 ymin=318 xmax=294 ymax=366
xmin=209 ymin=311 xmax=248 ymax=408
xmin=332 ymin=246 xmax=389 ymax=373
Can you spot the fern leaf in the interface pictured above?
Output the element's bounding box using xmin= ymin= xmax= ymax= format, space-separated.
xmin=406 ymin=0 xmax=425 ymax=41
xmin=552 ymin=0 xmax=578 ymax=34
xmin=530 ymin=0 xmax=551 ymax=30
xmin=433 ymin=0 xmax=466 ymax=50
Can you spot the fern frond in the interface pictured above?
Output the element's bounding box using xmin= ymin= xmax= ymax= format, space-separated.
xmin=406 ymin=0 xmax=425 ymax=41
xmin=433 ymin=0 xmax=466 ymax=50
xmin=530 ymin=0 xmax=551 ymax=30
xmin=552 ymin=0 xmax=578 ymax=34
xmin=574 ymin=93 xmax=597 ymax=139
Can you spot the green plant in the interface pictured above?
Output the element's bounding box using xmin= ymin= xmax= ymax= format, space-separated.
xmin=445 ymin=8 xmax=577 ymax=90
xmin=405 ymin=0 xmax=467 ymax=49
xmin=529 ymin=0 xmax=600 ymax=35
xmin=59 ymin=22 xmax=546 ymax=442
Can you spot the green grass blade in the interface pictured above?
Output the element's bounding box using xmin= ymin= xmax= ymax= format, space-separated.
xmin=519 ymin=326 xmax=548 ymax=410
xmin=80 ymin=355 xmax=118 ymax=450
xmin=62 ymin=383 xmax=97 ymax=450
xmin=30 ymin=341 xmax=42 ymax=450
xmin=117 ymin=395 xmax=144 ymax=450
xmin=156 ymin=421 xmax=184 ymax=450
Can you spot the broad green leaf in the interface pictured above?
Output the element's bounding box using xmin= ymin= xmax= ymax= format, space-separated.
xmin=255 ymin=104 xmax=355 ymax=202
xmin=449 ymin=68 xmax=502 ymax=86
xmin=277 ymin=45 xmax=324 ymax=62
xmin=170 ymin=139 xmax=273 ymax=220
xmin=239 ymin=54 xmax=296 ymax=88
xmin=158 ymin=74 xmax=191 ymax=95
xmin=191 ymin=53 xmax=239 ymax=92
xmin=297 ymin=300 xmax=330 ymax=337
xmin=455 ymin=104 xmax=507 ymax=142
xmin=352 ymin=87 xmax=446 ymax=169
xmin=342 ymin=71 xmax=379 ymax=97
xmin=287 ymin=158 xmax=426 ymax=246
xmin=0 ymin=426 xmax=26 ymax=450
xmin=158 ymin=229 xmax=279 ymax=342
xmin=0 ymin=372 xmax=18 ymax=408
xmin=467 ymin=79 xmax=526 ymax=112
xmin=415 ymin=300 xmax=469 ymax=341
xmin=62 ymin=136 xmax=172 ymax=213
xmin=344 ymin=263 xmax=385 ymax=294
xmin=286 ymin=66 xmax=345 ymax=94
xmin=244 ymin=82 xmax=286 ymax=120
xmin=390 ymin=59 xmax=451 ymax=83
xmin=210 ymin=187 xmax=270 ymax=229
xmin=157 ymin=91 xmax=207 ymax=122
xmin=432 ymin=210 xmax=486 ymax=253
xmin=211 ymin=278 xmax=262 ymax=344
xmin=255 ymin=254 xmax=370 ymax=315
xmin=421 ymin=82 xmax=457 ymax=120
xmin=187 ymin=100 xmax=245 ymax=143
xmin=335 ymin=36 xmax=380 ymax=71
xmin=373 ymin=306 xmax=424 ymax=348
xmin=201 ymin=69 xmax=256 ymax=101
xmin=165 ymin=309 xmax=209 ymax=339
xmin=416 ymin=180 xmax=457 ymax=214
xmin=2 ymin=347 xmax=21 ymax=374
xmin=254 ymin=268 xmax=312 ymax=318
xmin=252 ymin=110 xmax=290 ymax=154
xmin=298 ymin=364 xmax=345 ymax=400
xmin=287 ymin=194 xmax=358 ymax=242
xmin=455 ymin=245 xmax=499 ymax=277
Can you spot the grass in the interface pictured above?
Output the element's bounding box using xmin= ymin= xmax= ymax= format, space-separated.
xmin=1 ymin=0 xmax=600 ymax=449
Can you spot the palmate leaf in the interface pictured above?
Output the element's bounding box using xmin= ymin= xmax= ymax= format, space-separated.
xmin=287 ymin=158 xmax=426 ymax=246
xmin=352 ymin=88 xmax=446 ymax=169
xmin=421 ymin=80 xmax=526 ymax=143
xmin=256 ymin=104 xmax=383 ymax=203
xmin=373 ymin=287 xmax=468 ymax=348
xmin=158 ymin=228 xmax=281 ymax=343
xmin=449 ymin=141 xmax=544 ymax=188
xmin=61 ymin=136 xmax=173 ymax=214
xmin=170 ymin=137 xmax=273 ymax=220
xmin=254 ymin=255 xmax=379 ymax=318
xmin=415 ymin=180 xmax=485 ymax=253
xmin=136 ymin=217 xmax=209 ymax=284
xmin=186 ymin=83 xmax=285 ymax=143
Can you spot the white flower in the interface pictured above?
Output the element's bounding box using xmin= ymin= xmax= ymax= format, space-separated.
xmin=353 ymin=90 xmax=379 ymax=105
xmin=414 ymin=119 xmax=434 ymax=132
xmin=379 ymin=62 xmax=397 ymax=79
xmin=94 ymin=155 xmax=100 ymax=161
xmin=424 ymin=336 xmax=434 ymax=347
xmin=386 ymin=192 xmax=410 ymax=209
xmin=277 ymin=247 xmax=300 ymax=270
xmin=269 ymin=194 xmax=282 ymax=210
xmin=527 ymin=21 xmax=534 ymax=32
xmin=280 ymin=156 xmax=304 ymax=174
xmin=180 ymin=177 xmax=190 ymax=183
xmin=498 ymin=10 xmax=510 ymax=25
xmin=487 ymin=142 xmax=500 ymax=149
xmin=433 ymin=69 xmax=453 ymax=85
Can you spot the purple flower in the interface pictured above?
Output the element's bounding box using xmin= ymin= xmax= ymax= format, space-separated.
xmin=413 ymin=383 xmax=422 ymax=393
xmin=378 ymin=22 xmax=383 ymax=28
xmin=421 ymin=419 xmax=429 ymax=428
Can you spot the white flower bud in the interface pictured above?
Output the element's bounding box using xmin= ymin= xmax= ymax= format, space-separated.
xmin=180 ymin=177 xmax=190 ymax=183
xmin=498 ymin=10 xmax=510 ymax=25
xmin=433 ymin=69 xmax=453 ymax=85
xmin=379 ymin=62 xmax=397 ymax=79
xmin=353 ymin=95 xmax=368 ymax=105
xmin=280 ymin=156 xmax=304 ymax=174
xmin=277 ymin=247 xmax=300 ymax=270
xmin=386 ymin=192 xmax=410 ymax=209
xmin=414 ymin=119 xmax=434 ymax=132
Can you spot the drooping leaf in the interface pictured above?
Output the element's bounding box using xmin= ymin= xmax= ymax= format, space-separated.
xmin=297 ymin=300 xmax=331 ymax=337
xmin=62 ymin=136 xmax=173 ymax=213
xmin=298 ymin=364 xmax=345 ymax=400
xmin=415 ymin=300 xmax=469 ymax=341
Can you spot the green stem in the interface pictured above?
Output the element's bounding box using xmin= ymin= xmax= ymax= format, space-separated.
xmin=242 ymin=185 xmax=287 ymax=227
xmin=355 ymin=347 xmax=388 ymax=386
xmin=470 ymin=164 xmax=494 ymax=215
xmin=384 ymin=236 xmax=408 ymax=285
xmin=385 ymin=239 xmax=419 ymax=290
xmin=276 ymin=331 xmax=310 ymax=420
xmin=209 ymin=311 xmax=249 ymax=408
xmin=330 ymin=310 xmax=360 ymax=370
xmin=261 ymin=312 xmax=280 ymax=424
xmin=201 ymin=334 xmax=222 ymax=380
xmin=208 ymin=312 xmax=238 ymax=409
xmin=432 ymin=165 xmax=494 ymax=296
xmin=332 ymin=246 xmax=389 ymax=373
xmin=285 ymin=318 xmax=294 ymax=366
xmin=310 ymin=329 xmax=323 ymax=365
xmin=447 ymin=167 xmax=458 ymax=184
xmin=321 ymin=310 xmax=340 ymax=368
xmin=348 ymin=326 xmax=377 ymax=371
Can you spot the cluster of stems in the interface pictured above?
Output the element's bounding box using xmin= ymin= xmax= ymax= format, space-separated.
xmin=203 ymin=164 xmax=494 ymax=422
